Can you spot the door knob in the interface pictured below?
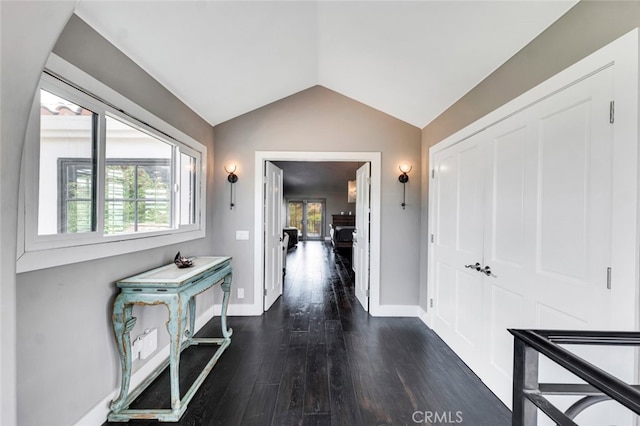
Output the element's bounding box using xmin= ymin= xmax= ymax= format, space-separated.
xmin=481 ymin=265 xmax=496 ymax=277
xmin=465 ymin=262 xmax=481 ymax=271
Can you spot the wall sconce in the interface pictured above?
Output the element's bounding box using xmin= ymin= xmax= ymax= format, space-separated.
xmin=225 ymin=164 xmax=238 ymax=209
xmin=398 ymin=164 xmax=412 ymax=209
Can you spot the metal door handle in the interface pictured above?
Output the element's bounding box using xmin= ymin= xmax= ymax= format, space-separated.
xmin=465 ymin=262 xmax=481 ymax=271
xmin=481 ymin=265 xmax=496 ymax=277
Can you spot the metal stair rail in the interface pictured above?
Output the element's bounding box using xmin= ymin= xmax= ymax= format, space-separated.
xmin=509 ymin=329 xmax=640 ymax=425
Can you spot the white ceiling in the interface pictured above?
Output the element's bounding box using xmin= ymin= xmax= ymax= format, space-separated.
xmin=74 ymin=0 xmax=578 ymax=129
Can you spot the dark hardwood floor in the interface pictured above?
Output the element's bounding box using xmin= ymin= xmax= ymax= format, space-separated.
xmin=105 ymin=241 xmax=510 ymax=425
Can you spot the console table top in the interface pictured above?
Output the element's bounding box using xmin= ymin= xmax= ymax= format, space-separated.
xmin=117 ymin=256 xmax=231 ymax=288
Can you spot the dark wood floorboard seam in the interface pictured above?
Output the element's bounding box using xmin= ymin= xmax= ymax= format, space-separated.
xmin=104 ymin=242 xmax=510 ymax=426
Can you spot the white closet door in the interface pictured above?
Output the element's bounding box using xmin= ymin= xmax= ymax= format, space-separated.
xmin=481 ymin=66 xmax=617 ymax=404
xmin=431 ymin=136 xmax=487 ymax=376
xmin=431 ymin=64 xmax=638 ymax=417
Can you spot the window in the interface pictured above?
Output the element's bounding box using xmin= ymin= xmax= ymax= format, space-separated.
xmin=18 ymin=70 xmax=206 ymax=272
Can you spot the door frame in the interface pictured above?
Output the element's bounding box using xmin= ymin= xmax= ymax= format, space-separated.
xmin=254 ymin=151 xmax=382 ymax=314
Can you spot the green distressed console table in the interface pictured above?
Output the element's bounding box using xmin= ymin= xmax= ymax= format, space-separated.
xmin=108 ymin=256 xmax=233 ymax=422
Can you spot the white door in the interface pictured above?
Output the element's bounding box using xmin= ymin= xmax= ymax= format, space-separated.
xmin=354 ymin=163 xmax=370 ymax=311
xmin=481 ymin=67 xmax=617 ymax=404
xmin=264 ymin=161 xmax=283 ymax=311
xmin=431 ymin=63 xmax=636 ymax=419
xmin=431 ymin=136 xmax=487 ymax=376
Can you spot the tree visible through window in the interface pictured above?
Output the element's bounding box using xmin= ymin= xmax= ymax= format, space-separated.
xmin=59 ymin=160 xmax=94 ymax=233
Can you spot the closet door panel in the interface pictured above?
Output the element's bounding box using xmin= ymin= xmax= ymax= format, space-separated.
xmin=491 ymin=126 xmax=527 ymax=266
xmin=432 ymin=137 xmax=486 ymax=370
xmin=483 ymin=116 xmax=537 ymax=403
xmin=533 ymin=67 xmax=613 ymax=327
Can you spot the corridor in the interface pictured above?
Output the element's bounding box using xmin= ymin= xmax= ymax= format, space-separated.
xmin=106 ymin=241 xmax=510 ymax=425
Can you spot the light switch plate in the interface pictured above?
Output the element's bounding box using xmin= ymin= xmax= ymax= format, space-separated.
xmin=236 ymin=230 xmax=249 ymax=240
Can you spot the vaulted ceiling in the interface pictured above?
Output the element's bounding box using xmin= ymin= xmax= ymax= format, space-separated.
xmin=74 ymin=0 xmax=577 ymax=129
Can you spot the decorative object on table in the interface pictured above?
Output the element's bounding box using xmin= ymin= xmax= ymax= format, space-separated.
xmin=174 ymin=252 xmax=194 ymax=268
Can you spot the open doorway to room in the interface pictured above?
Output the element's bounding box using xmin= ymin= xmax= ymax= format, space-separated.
xmin=254 ymin=151 xmax=382 ymax=315
xmin=274 ymin=161 xmax=361 ymax=244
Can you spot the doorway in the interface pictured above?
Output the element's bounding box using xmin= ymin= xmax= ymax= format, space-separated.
xmin=254 ymin=151 xmax=382 ymax=315
xmin=288 ymin=199 xmax=325 ymax=240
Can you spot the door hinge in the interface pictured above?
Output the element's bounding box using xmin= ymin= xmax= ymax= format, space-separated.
xmin=430 ymin=234 xmax=434 ymax=243
xmin=430 ymin=298 xmax=433 ymax=308
xmin=264 ymin=288 xmax=268 ymax=296
xmin=606 ymin=267 xmax=612 ymax=290
xmin=366 ymin=177 xmax=372 ymax=185
xmin=263 ymin=176 xmax=269 ymax=184
xmin=431 ymin=169 xmax=435 ymax=179
xmin=365 ymin=289 xmax=370 ymax=297
xmin=610 ymin=100 xmax=615 ymax=124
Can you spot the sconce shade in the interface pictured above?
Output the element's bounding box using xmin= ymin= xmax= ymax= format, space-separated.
xmin=399 ymin=164 xmax=412 ymax=174
xmin=224 ymin=164 xmax=237 ymax=174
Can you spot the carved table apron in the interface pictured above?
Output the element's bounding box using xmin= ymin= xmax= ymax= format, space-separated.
xmin=108 ymin=256 xmax=232 ymax=422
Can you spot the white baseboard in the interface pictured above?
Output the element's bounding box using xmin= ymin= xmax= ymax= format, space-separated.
xmin=216 ymin=303 xmax=263 ymax=316
xmin=418 ymin=306 xmax=430 ymax=328
xmin=73 ymin=306 xmax=215 ymax=425
xmin=371 ymin=304 xmax=420 ymax=317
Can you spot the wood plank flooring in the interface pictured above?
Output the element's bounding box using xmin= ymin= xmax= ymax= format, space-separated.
xmin=105 ymin=241 xmax=510 ymax=425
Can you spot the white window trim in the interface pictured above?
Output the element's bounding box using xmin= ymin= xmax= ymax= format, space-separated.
xmin=16 ymin=53 xmax=207 ymax=273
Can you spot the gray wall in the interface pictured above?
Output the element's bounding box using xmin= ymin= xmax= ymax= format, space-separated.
xmin=419 ymin=1 xmax=640 ymax=312
xmin=11 ymin=14 xmax=217 ymax=426
xmin=213 ymin=86 xmax=422 ymax=307
xmin=1 ymin=2 xmax=78 ymax=424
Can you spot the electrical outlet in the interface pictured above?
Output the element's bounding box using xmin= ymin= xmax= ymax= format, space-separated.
xmin=131 ymin=337 xmax=143 ymax=360
xmin=237 ymin=288 xmax=244 ymax=299
xmin=140 ymin=328 xmax=158 ymax=360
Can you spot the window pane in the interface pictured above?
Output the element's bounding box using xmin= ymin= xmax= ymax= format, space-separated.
xmin=138 ymin=201 xmax=170 ymax=232
xmin=307 ymin=202 xmax=323 ymax=237
xmin=288 ymin=201 xmax=303 ymax=229
xmin=105 ymin=116 xmax=172 ymax=235
xmin=39 ymin=89 xmax=96 ymax=235
xmin=179 ymin=153 xmax=197 ymax=225
xmin=105 ymin=199 xmax=136 ymax=234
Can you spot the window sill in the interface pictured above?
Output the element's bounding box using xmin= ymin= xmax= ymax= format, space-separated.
xmin=16 ymin=228 xmax=205 ymax=273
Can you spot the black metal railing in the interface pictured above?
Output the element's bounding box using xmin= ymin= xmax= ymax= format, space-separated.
xmin=510 ymin=329 xmax=640 ymax=425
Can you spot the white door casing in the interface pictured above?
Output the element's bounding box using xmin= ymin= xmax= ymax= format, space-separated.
xmin=428 ymin=29 xmax=639 ymax=418
xmin=354 ymin=162 xmax=371 ymax=311
xmin=254 ymin=151 xmax=382 ymax=316
xmin=264 ymin=161 xmax=283 ymax=311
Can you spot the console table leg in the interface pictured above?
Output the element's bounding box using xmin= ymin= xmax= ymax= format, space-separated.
xmin=187 ymin=296 xmax=196 ymax=339
xmin=220 ymin=274 xmax=233 ymax=338
xmin=166 ymin=296 xmax=189 ymax=411
xmin=110 ymin=297 xmax=136 ymax=412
